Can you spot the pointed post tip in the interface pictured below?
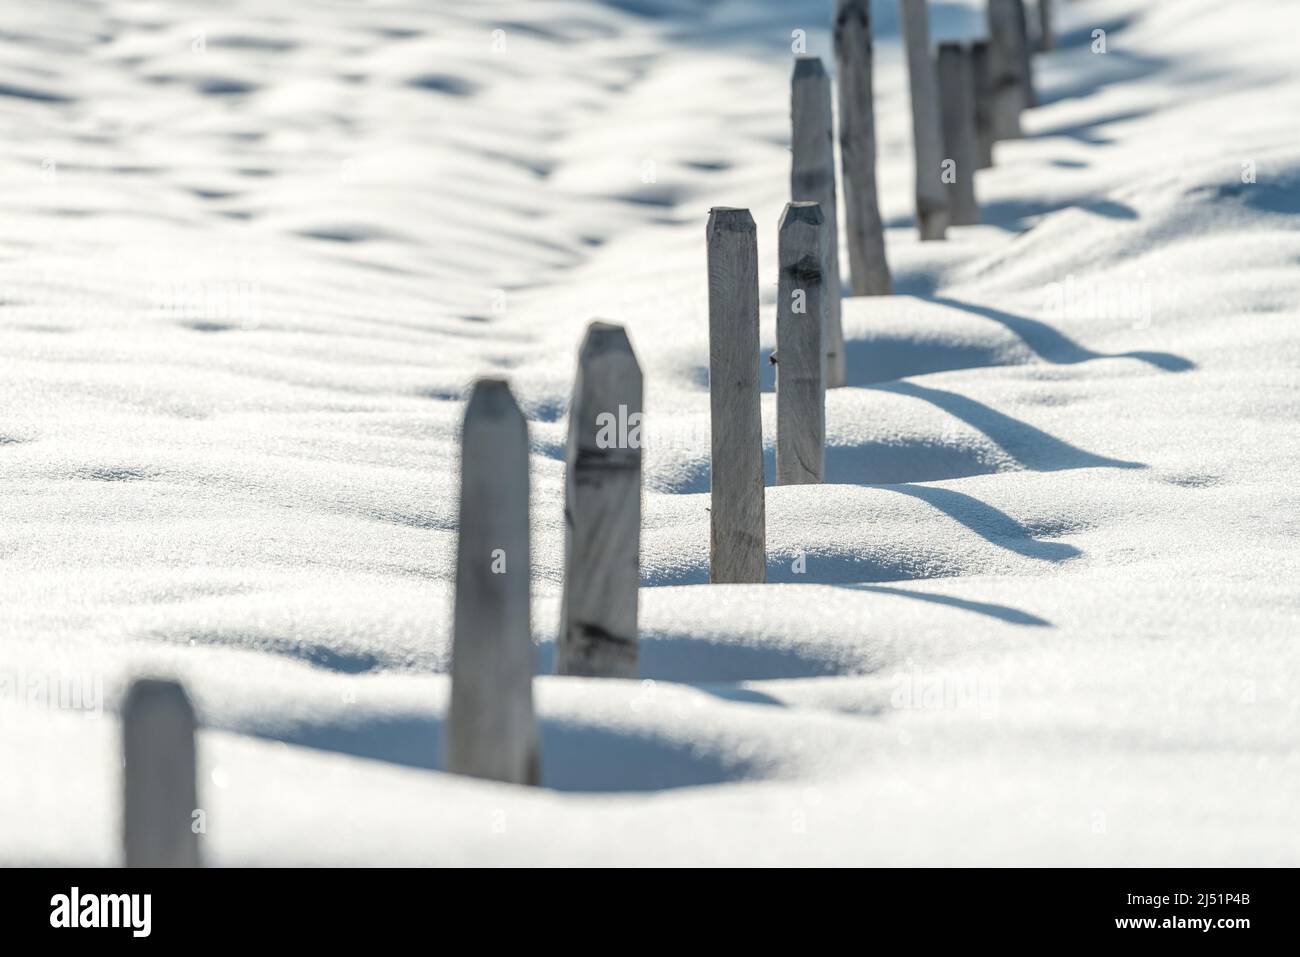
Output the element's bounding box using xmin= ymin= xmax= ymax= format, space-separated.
xmin=123 ymin=676 xmax=193 ymax=717
xmin=780 ymin=200 xmax=824 ymax=227
xmin=581 ymin=319 xmax=636 ymax=355
xmin=793 ymin=56 xmax=826 ymax=77
xmin=707 ymin=207 xmax=755 ymax=234
xmin=465 ymin=377 xmax=523 ymax=420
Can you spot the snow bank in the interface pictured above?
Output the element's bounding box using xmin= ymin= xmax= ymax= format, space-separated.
xmin=2 ymin=0 xmax=1297 ymax=864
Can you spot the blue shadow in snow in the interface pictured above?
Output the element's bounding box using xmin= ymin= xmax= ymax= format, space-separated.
xmin=886 ymin=483 xmax=1080 ymax=562
xmin=246 ymin=712 xmax=754 ymax=793
xmin=887 ymin=194 xmax=1141 ymax=233
xmin=834 ymin=583 xmax=1051 ymax=627
xmin=876 ymin=380 xmax=1146 ymax=473
xmin=929 ymin=296 xmax=1196 ymax=372
xmin=539 ymin=637 xmax=840 ymax=682
xmin=1031 ymin=107 xmax=1151 ymax=146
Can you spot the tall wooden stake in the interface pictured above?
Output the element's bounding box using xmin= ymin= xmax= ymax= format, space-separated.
xmin=776 ymin=202 xmax=826 ymax=486
xmin=938 ymin=42 xmax=981 ymax=227
xmin=834 ymin=0 xmax=892 ymax=295
xmin=971 ymin=39 xmax=996 ymax=169
xmin=706 ymin=207 xmax=766 ymax=583
xmin=447 ymin=378 xmax=538 ymax=785
xmin=791 ymin=56 xmax=845 ymax=387
xmin=1038 ymin=0 xmax=1055 ymax=52
xmin=123 ymin=677 xmax=200 ymax=868
xmin=1013 ymin=0 xmax=1038 ymax=107
xmin=558 ymin=321 xmax=642 ymax=678
xmin=900 ymin=0 xmax=950 ymax=241
xmin=988 ymin=0 xmax=1027 ymax=139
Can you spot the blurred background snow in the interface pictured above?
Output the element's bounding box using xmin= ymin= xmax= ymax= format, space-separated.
xmin=1 ymin=0 xmax=1298 ymax=864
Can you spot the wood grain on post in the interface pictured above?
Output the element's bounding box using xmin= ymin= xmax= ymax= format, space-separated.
xmin=937 ymin=43 xmax=981 ymax=227
xmin=1013 ymin=0 xmax=1038 ymax=107
xmin=447 ymin=378 xmax=538 ymax=785
xmin=776 ymin=202 xmax=826 ymax=486
xmin=833 ymin=0 xmax=892 ymax=296
xmin=122 ymin=677 xmax=200 ymax=868
xmin=558 ymin=321 xmax=642 ymax=678
xmin=971 ymin=40 xmax=996 ymax=169
xmin=987 ymin=0 xmax=1026 ymax=139
xmin=899 ymin=0 xmax=950 ymax=241
xmin=790 ymin=56 xmax=845 ymax=388
xmin=706 ymin=207 xmax=765 ymax=584
xmin=1037 ymin=0 xmax=1055 ymax=52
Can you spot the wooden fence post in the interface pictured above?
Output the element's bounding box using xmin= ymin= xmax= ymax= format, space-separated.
xmin=938 ymin=43 xmax=981 ymax=227
xmin=1038 ymin=0 xmax=1055 ymax=52
xmin=791 ymin=56 xmax=845 ymax=388
xmin=706 ymin=207 xmax=765 ymax=583
xmin=557 ymin=321 xmax=642 ymax=678
xmin=447 ymin=378 xmax=538 ymax=785
xmin=987 ymin=0 xmax=1026 ymax=139
xmin=776 ymin=202 xmax=826 ymax=486
xmin=1013 ymin=0 xmax=1038 ymax=106
xmin=122 ymin=677 xmax=200 ymax=868
xmin=900 ymin=0 xmax=950 ymax=241
xmin=833 ymin=0 xmax=892 ymax=295
xmin=971 ymin=39 xmax=996 ymax=169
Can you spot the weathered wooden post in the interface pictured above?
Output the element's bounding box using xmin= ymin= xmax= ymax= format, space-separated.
xmin=447 ymin=378 xmax=538 ymax=785
xmin=987 ymin=0 xmax=1026 ymax=139
xmin=899 ymin=0 xmax=949 ymax=241
xmin=122 ymin=677 xmax=200 ymax=868
xmin=776 ymin=202 xmax=826 ymax=486
xmin=557 ymin=321 xmax=642 ymax=678
xmin=1013 ymin=0 xmax=1037 ymax=107
xmin=937 ymin=43 xmax=981 ymax=227
xmin=833 ymin=0 xmax=892 ymax=295
xmin=706 ymin=207 xmax=765 ymax=583
xmin=1037 ymin=0 xmax=1055 ymax=52
xmin=971 ymin=39 xmax=996 ymax=169
xmin=790 ymin=56 xmax=845 ymax=388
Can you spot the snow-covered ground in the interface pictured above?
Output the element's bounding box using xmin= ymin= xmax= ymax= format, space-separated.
xmin=2 ymin=0 xmax=1298 ymax=865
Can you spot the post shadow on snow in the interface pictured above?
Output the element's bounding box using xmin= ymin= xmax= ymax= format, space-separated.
xmin=1031 ymin=107 xmax=1152 ymax=146
xmin=984 ymin=196 xmax=1138 ymax=230
xmin=761 ymin=336 xmax=1018 ymax=392
xmin=648 ymin=477 xmax=1083 ymax=588
xmin=875 ymin=380 xmax=1146 ymax=473
xmin=538 ymin=634 xmax=846 ymax=683
xmin=838 ymin=336 xmax=1013 ymax=384
xmin=832 ymin=583 xmax=1051 ymax=627
xmin=889 ymin=484 xmax=1081 ymax=560
xmin=756 ymin=371 xmax=1145 ymax=482
xmin=871 ymin=278 xmax=1193 ymax=373
xmin=918 ymin=294 xmax=1196 ymax=373
xmin=692 ymin=683 xmax=788 ymax=707
xmin=243 ymin=712 xmax=756 ymax=793
xmin=180 ymin=630 xmax=386 ymax=675
xmin=761 ymin=434 xmax=1003 ymax=487
xmin=761 ymin=483 xmax=1082 ymax=585
xmin=1039 ymin=47 xmax=1159 ymax=105
xmin=1189 ymin=176 xmax=1300 ymax=217
xmin=1037 ymin=16 xmax=1160 ymax=106
xmin=884 ymin=191 xmax=1141 ymax=233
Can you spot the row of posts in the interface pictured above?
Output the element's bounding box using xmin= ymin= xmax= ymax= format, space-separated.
xmin=710 ymin=0 xmax=1043 ymax=575
xmin=119 ymin=319 xmax=648 ymax=861
xmin=117 ymin=0 xmax=1052 ymax=865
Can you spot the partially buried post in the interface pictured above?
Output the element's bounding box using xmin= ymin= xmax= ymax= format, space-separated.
xmin=557 ymin=321 xmax=643 ymax=679
xmin=447 ymin=378 xmax=539 ymax=786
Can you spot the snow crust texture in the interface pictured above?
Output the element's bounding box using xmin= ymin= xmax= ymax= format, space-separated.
xmin=2 ymin=0 xmax=1298 ymax=864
